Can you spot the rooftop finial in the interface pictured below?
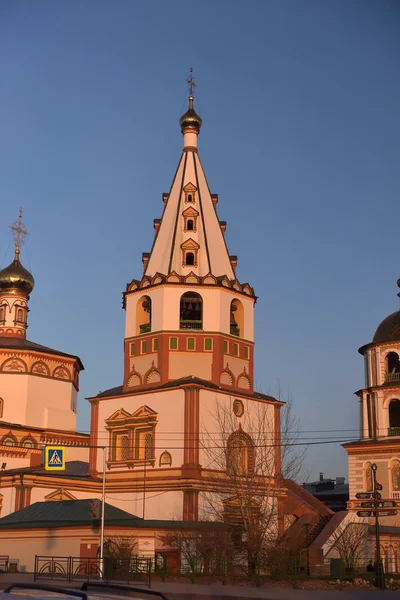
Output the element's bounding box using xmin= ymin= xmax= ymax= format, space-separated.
xmin=9 ymin=208 xmax=29 ymax=260
xmin=186 ymin=67 xmax=197 ymax=109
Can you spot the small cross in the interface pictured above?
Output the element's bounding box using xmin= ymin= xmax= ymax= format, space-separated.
xmin=186 ymin=67 xmax=197 ymax=97
xmin=9 ymin=208 xmax=29 ymax=255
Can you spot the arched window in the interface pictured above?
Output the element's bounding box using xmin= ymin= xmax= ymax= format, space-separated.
xmin=22 ymin=438 xmax=36 ymax=449
xmin=185 ymin=252 xmax=195 ymax=266
xmin=390 ymin=459 xmax=400 ymax=492
xmin=226 ymin=430 xmax=254 ymax=476
xmin=0 ymin=398 xmax=3 ymax=419
xmin=1 ymin=435 xmax=16 ymax=447
xmin=389 ymin=400 xmax=400 ymax=434
xmin=230 ymin=299 xmax=244 ymax=337
xmin=187 ymin=219 xmax=194 ymax=231
xmin=119 ymin=435 xmax=129 ymax=461
xmin=187 ymin=194 xmax=192 ymax=202
xmin=145 ymin=433 xmax=153 ymax=460
xmin=386 ymin=352 xmax=400 ymax=382
xmin=0 ymin=306 xmax=5 ymax=322
xmin=16 ymin=308 xmax=24 ymax=323
xmin=180 ymin=292 xmax=203 ymax=329
xmin=136 ymin=295 xmax=152 ymax=335
xmin=364 ymin=462 xmax=373 ymax=491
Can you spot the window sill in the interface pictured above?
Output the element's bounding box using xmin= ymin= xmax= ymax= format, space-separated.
xmin=107 ymin=458 xmax=156 ymax=469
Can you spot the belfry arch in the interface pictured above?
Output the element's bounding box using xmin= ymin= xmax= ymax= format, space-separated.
xmin=230 ymin=299 xmax=244 ymax=338
xmin=136 ymin=295 xmax=152 ymax=335
xmin=180 ymin=292 xmax=202 ymax=329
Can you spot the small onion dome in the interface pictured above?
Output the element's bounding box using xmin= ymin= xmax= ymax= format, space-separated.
xmin=179 ymin=96 xmax=202 ymax=133
xmin=0 ymin=251 xmax=34 ymax=295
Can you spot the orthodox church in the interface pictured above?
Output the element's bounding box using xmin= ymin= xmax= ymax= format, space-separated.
xmin=344 ymin=277 xmax=400 ymax=526
xmin=0 ymin=82 xmax=326 ymax=532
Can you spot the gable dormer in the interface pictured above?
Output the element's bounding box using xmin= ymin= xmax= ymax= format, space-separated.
xmin=183 ymin=182 xmax=197 ymax=204
xmin=182 ymin=206 xmax=199 ymax=232
xmin=181 ymin=238 xmax=200 ymax=267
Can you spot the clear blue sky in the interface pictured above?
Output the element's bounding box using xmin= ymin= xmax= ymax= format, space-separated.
xmin=1 ymin=1 xmax=399 ymax=481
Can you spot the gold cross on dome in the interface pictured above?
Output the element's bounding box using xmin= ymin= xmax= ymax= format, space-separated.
xmin=9 ymin=208 xmax=29 ymax=256
xmin=186 ymin=67 xmax=197 ymax=97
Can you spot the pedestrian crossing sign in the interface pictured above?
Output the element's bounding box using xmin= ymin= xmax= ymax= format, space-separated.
xmin=45 ymin=446 xmax=66 ymax=471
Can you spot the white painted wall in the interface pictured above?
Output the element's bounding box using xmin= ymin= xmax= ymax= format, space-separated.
xmin=125 ymin=286 xmax=254 ymax=341
xmin=96 ymin=389 xmax=185 ymax=472
xmin=198 ymin=389 xmax=276 ymax=472
xmin=0 ymin=373 xmax=77 ymax=430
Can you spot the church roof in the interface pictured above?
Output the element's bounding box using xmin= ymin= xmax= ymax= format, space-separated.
xmin=1 ymin=461 xmax=92 ymax=480
xmin=93 ymin=377 xmax=278 ymax=403
xmin=372 ymin=309 xmax=400 ymax=344
xmin=0 ymin=337 xmax=84 ymax=369
xmin=0 ymin=499 xmax=230 ymax=531
xmin=143 ymin=97 xmax=235 ymax=280
xmin=0 ymin=500 xmax=138 ymax=529
xmin=358 ymin=278 xmax=400 ymax=353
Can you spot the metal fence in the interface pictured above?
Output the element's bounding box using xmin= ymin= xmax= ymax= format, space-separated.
xmin=34 ymin=555 xmax=152 ymax=587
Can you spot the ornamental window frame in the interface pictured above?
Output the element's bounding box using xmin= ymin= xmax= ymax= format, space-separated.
xmin=106 ymin=406 xmax=157 ymax=468
xmin=0 ymin=305 xmax=6 ymax=324
xmin=14 ymin=305 xmax=25 ymax=325
xmin=181 ymin=238 xmax=200 ymax=268
xmin=182 ymin=207 xmax=199 ymax=233
xmin=183 ymin=182 xmax=197 ymax=204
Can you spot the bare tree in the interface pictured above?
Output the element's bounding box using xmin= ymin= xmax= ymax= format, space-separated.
xmin=103 ymin=535 xmax=138 ymax=560
xmin=199 ymin=395 xmax=304 ymax=576
xmin=161 ymin=525 xmax=233 ymax=583
xmin=331 ymin=523 xmax=369 ymax=571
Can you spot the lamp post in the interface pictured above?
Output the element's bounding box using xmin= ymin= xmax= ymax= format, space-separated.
xmin=99 ymin=447 xmax=106 ymax=579
xmin=371 ymin=463 xmax=384 ymax=589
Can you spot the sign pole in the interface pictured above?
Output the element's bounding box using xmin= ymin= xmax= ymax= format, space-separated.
xmin=371 ymin=464 xmax=383 ymax=589
xmin=99 ymin=447 xmax=106 ymax=579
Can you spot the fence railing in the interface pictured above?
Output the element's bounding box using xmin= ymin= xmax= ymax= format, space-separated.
xmin=34 ymin=555 xmax=152 ymax=587
xmin=139 ymin=323 xmax=151 ymax=334
xmin=385 ymin=373 xmax=400 ymax=383
xmin=179 ymin=320 xmax=202 ymax=330
xmin=388 ymin=427 xmax=400 ymax=437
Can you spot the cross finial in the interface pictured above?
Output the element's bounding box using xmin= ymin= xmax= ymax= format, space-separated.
xmin=186 ymin=67 xmax=197 ymax=99
xmin=9 ymin=208 xmax=29 ymax=259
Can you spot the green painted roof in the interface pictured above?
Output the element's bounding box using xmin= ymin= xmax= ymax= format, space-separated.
xmin=0 ymin=500 xmax=140 ymax=529
xmin=0 ymin=500 xmax=229 ymax=531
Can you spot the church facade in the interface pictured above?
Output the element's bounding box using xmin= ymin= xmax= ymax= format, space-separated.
xmin=344 ymin=278 xmax=400 ymax=527
xmin=87 ymin=87 xmax=284 ymax=521
xmin=0 ymin=84 xmax=328 ymax=536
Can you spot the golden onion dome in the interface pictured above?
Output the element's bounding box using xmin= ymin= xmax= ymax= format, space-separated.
xmin=0 ymin=251 xmax=34 ymax=295
xmin=179 ymin=95 xmax=202 ymax=133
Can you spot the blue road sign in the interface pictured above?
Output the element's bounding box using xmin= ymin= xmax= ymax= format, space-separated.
xmin=45 ymin=446 xmax=66 ymax=471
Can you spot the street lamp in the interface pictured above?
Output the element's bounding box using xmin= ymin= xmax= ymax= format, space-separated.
xmin=371 ymin=463 xmax=384 ymax=589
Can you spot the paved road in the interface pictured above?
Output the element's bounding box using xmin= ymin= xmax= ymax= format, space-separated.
xmin=1 ymin=575 xmax=399 ymax=600
xmin=151 ymin=581 xmax=400 ymax=599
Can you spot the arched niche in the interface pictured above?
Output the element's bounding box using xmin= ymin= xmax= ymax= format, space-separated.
xmin=226 ymin=429 xmax=255 ymax=476
xmin=136 ymin=295 xmax=152 ymax=335
xmin=180 ymin=292 xmax=203 ymax=330
xmin=230 ymin=299 xmax=244 ymax=338
xmin=389 ymin=399 xmax=400 ymax=434
xmin=364 ymin=462 xmax=373 ymax=492
xmin=386 ymin=352 xmax=400 ymax=383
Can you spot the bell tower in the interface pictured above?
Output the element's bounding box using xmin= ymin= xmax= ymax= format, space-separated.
xmin=344 ymin=276 xmax=400 ymax=524
xmin=122 ymin=72 xmax=256 ymax=394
